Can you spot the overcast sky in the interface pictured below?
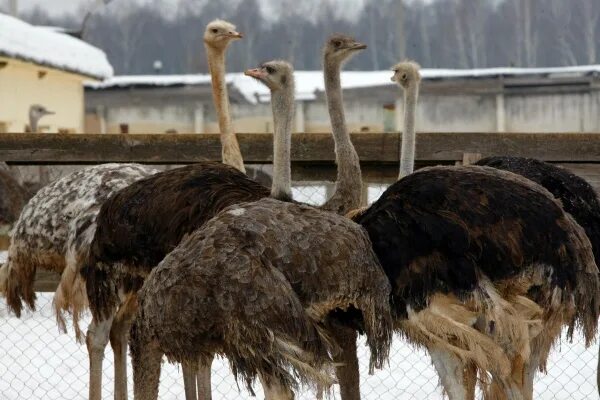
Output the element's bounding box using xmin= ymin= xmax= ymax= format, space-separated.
xmin=2 ymin=0 xmax=377 ymax=20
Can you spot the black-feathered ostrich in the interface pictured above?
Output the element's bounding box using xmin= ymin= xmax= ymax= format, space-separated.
xmin=131 ymin=58 xmax=392 ymax=400
xmin=475 ymin=156 xmax=600 ymax=398
xmin=83 ymin=32 xmax=367 ymax=400
xmin=352 ymin=61 xmax=600 ymax=400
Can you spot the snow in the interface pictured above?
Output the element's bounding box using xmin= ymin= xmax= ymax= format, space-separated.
xmin=0 ymin=292 xmax=597 ymax=400
xmin=85 ymin=65 xmax=600 ymax=104
xmin=0 ymin=14 xmax=113 ymax=80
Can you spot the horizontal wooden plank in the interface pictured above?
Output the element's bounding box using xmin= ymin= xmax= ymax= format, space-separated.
xmin=1 ymin=132 xmax=600 ymax=164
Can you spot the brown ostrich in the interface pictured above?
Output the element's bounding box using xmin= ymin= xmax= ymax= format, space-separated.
xmin=130 ymin=59 xmax=393 ymax=400
xmin=205 ymin=19 xmax=245 ymax=173
xmin=83 ymin=32 xmax=367 ymax=400
xmin=0 ymin=169 xmax=30 ymax=232
xmin=352 ymin=61 xmax=599 ymax=400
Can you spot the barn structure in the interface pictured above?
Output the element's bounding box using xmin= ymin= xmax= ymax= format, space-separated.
xmin=0 ymin=13 xmax=113 ymax=133
xmin=85 ymin=65 xmax=600 ymax=134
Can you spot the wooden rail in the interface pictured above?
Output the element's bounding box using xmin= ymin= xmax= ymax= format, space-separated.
xmin=1 ymin=132 xmax=600 ymax=164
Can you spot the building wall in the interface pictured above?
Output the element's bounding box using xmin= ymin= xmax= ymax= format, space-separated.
xmin=84 ymin=81 xmax=600 ymax=134
xmin=0 ymin=56 xmax=88 ymax=133
xmin=103 ymin=105 xmax=197 ymax=134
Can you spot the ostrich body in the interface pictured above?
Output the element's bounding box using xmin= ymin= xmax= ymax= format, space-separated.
xmin=350 ymin=61 xmax=600 ymax=400
xmin=132 ymin=198 xmax=392 ymax=399
xmin=0 ymin=163 xmax=157 ymax=334
xmin=131 ymin=59 xmax=392 ymax=400
xmin=475 ymin=155 xmax=600 ymax=398
xmin=205 ymin=19 xmax=245 ymax=173
xmin=354 ymin=165 xmax=599 ymax=399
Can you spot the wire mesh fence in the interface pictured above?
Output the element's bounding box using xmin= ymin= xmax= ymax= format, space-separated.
xmin=0 ymin=183 xmax=598 ymax=399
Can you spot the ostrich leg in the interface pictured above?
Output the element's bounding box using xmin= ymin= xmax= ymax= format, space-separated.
xmin=522 ymin=353 xmax=541 ymax=400
xmin=331 ymin=326 xmax=360 ymax=400
xmin=196 ymin=357 xmax=214 ymax=400
xmin=429 ymin=349 xmax=468 ymax=400
xmin=110 ymin=296 xmax=137 ymax=400
xmin=183 ymin=360 xmax=198 ymax=400
xmin=87 ymin=316 xmax=114 ymax=400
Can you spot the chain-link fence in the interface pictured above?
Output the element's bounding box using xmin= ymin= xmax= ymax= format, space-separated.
xmin=0 ymin=183 xmax=598 ymax=399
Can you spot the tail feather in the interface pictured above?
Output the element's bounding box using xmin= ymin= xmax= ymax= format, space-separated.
xmin=3 ymin=250 xmax=38 ymax=317
xmin=562 ymin=213 xmax=600 ymax=345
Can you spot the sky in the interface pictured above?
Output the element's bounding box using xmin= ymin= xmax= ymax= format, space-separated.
xmin=3 ymin=0 xmax=370 ymax=19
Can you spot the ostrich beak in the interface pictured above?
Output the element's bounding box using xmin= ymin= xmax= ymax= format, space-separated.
xmin=44 ymin=110 xmax=55 ymax=116
xmin=229 ymin=31 xmax=243 ymax=39
xmin=350 ymin=42 xmax=367 ymax=51
xmin=390 ymin=75 xmax=397 ymax=82
xmin=244 ymin=68 xmax=267 ymax=80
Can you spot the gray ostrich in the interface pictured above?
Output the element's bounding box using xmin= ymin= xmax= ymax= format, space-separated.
xmin=0 ymin=164 xmax=157 ymax=398
xmin=27 ymin=104 xmax=54 ymax=133
xmin=130 ymin=59 xmax=393 ymax=400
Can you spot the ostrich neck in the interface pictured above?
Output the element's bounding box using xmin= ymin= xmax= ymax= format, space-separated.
xmin=399 ymin=82 xmax=418 ymax=179
xmin=206 ymin=43 xmax=245 ymax=173
xmin=321 ymin=61 xmax=362 ymax=215
xmin=270 ymin=86 xmax=294 ymax=200
xmin=29 ymin=115 xmax=38 ymax=133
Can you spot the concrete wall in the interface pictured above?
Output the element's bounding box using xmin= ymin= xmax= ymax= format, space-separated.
xmin=0 ymin=56 xmax=87 ymax=133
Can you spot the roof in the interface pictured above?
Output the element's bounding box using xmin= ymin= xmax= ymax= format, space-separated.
xmin=85 ymin=65 xmax=600 ymax=103
xmin=0 ymin=14 xmax=113 ymax=80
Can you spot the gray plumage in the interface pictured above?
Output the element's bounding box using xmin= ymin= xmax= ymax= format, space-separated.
xmin=132 ymin=198 xmax=393 ymax=397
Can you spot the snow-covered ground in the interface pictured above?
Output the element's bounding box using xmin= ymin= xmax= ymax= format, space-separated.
xmin=0 ymin=293 xmax=597 ymax=400
xmin=0 ymin=186 xmax=597 ymax=400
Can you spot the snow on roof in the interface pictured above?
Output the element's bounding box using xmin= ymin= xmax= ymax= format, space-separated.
xmin=85 ymin=65 xmax=600 ymax=103
xmin=0 ymin=14 xmax=113 ymax=80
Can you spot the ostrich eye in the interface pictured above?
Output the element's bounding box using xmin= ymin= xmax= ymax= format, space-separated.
xmin=333 ymin=41 xmax=342 ymax=48
xmin=211 ymin=28 xmax=218 ymax=34
xmin=401 ymin=74 xmax=407 ymax=80
xmin=265 ymin=66 xmax=275 ymax=74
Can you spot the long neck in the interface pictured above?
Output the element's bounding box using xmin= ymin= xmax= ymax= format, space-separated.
xmin=206 ymin=43 xmax=246 ymax=173
xmin=321 ymin=60 xmax=363 ymax=215
xmin=399 ymin=82 xmax=418 ymax=179
xmin=270 ymin=87 xmax=294 ymax=200
xmin=29 ymin=114 xmax=38 ymax=133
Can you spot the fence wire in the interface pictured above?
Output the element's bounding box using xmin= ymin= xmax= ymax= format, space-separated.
xmin=0 ymin=183 xmax=597 ymax=400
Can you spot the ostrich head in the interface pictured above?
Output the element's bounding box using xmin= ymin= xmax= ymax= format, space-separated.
xmin=29 ymin=104 xmax=54 ymax=122
xmin=391 ymin=61 xmax=421 ymax=89
xmin=323 ymin=34 xmax=367 ymax=65
xmin=204 ymin=19 xmax=243 ymax=49
xmin=29 ymin=104 xmax=54 ymax=133
xmin=244 ymin=60 xmax=294 ymax=92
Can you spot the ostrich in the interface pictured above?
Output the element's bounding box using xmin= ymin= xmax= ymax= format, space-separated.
xmin=130 ymin=59 xmax=393 ymax=400
xmin=205 ymin=19 xmax=245 ymax=173
xmin=83 ymin=32 xmax=367 ymax=400
xmin=0 ymin=163 xmax=157 ymax=336
xmin=0 ymin=170 xmax=29 ymax=232
xmin=351 ymin=61 xmax=600 ymax=400
xmin=26 ymin=104 xmax=54 ymax=133
xmin=474 ymin=156 xmax=600 ymax=398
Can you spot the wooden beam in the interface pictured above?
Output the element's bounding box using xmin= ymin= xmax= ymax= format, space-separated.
xmin=1 ymin=132 xmax=600 ymax=164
